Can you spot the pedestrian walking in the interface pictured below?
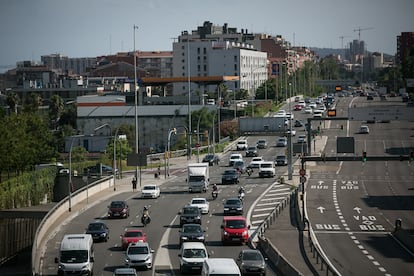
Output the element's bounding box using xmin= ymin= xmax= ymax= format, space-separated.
xmin=132 ymin=177 xmax=137 ymax=191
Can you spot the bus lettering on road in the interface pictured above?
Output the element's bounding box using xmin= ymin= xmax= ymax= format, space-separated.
xmin=315 ymin=224 xmax=341 ymax=230
xmin=341 ymin=180 xmax=359 ymax=190
xmin=311 ymin=180 xmax=328 ymax=190
xmin=353 ymin=213 xmax=385 ymax=231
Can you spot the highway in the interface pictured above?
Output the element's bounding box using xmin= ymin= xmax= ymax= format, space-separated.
xmin=38 ymin=94 xmax=414 ymax=276
xmin=40 ymin=135 xmax=294 ymax=276
xmin=306 ymin=95 xmax=414 ymax=275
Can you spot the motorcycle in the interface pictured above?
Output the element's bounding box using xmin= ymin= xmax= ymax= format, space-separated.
xmin=141 ymin=207 xmax=151 ymax=226
xmin=141 ymin=213 xmax=151 ymax=226
xmin=212 ymin=190 xmax=218 ymax=200
xmin=238 ymin=191 xmax=245 ymax=202
xmin=246 ymin=167 xmax=253 ymax=176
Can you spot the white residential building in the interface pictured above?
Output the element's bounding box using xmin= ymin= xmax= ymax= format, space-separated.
xmin=172 ymin=38 xmax=268 ymax=98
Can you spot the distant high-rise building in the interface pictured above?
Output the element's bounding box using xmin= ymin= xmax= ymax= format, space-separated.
xmin=396 ymin=32 xmax=414 ymax=65
xmin=348 ymin=40 xmax=366 ymax=64
xmin=41 ymin=54 xmax=97 ymax=75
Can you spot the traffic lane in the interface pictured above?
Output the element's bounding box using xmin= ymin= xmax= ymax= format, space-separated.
xmin=165 ymin=181 xmax=277 ymax=275
xmin=306 ymin=175 xmax=393 ymax=276
xmin=41 ymin=191 xmax=141 ymax=276
xmin=338 ymin=161 xmax=414 ymax=230
xmin=352 ymin=232 xmax=414 ymax=275
xmin=315 ymin=233 xmax=392 ymax=276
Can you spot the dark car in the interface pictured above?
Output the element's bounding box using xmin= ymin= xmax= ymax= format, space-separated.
xmin=108 ymin=200 xmax=130 ymax=219
xmin=202 ymin=154 xmax=220 ymax=166
xmin=236 ymin=249 xmax=267 ymax=276
xmin=294 ymin=120 xmax=303 ymax=127
xmin=179 ymin=205 xmax=202 ymax=226
xmin=275 ymin=155 xmax=287 ymax=166
xmin=223 ymin=198 xmax=243 ymax=215
xmin=245 ymin=146 xmax=258 ymax=157
xmin=179 ymin=223 xmax=206 ymax=245
xmin=85 ymin=221 xmax=109 ymax=242
xmin=222 ymin=169 xmax=240 ymax=185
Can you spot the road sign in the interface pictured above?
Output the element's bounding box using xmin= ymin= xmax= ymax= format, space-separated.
xmin=299 ymin=169 xmax=306 ymax=176
xmin=300 ymin=176 xmax=307 ymax=183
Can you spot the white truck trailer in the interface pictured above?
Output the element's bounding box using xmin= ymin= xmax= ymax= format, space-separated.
xmin=187 ymin=163 xmax=209 ymax=193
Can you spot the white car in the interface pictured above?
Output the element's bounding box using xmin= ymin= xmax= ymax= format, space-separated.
xmin=236 ymin=140 xmax=248 ymax=151
xmin=141 ymin=184 xmax=160 ymax=198
xmin=229 ymin=153 xmax=243 ymax=166
xmin=308 ymin=102 xmax=317 ymax=109
xmin=359 ymin=125 xmax=370 ymax=134
xmin=190 ymin=197 xmax=210 ymax=214
xmin=285 ymin=128 xmax=296 ymax=136
xmin=304 ymin=107 xmax=313 ymax=114
xmin=248 ymin=157 xmax=264 ymax=169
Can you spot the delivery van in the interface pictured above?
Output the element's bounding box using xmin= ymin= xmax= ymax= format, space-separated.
xmin=202 ymin=258 xmax=241 ymax=276
xmin=55 ymin=234 xmax=94 ymax=276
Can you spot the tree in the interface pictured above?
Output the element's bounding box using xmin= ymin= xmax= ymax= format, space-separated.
xmin=23 ymin=93 xmax=42 ymax=113
xmin=49 ymin=94 xmax=64 ymax=129
xmin=6 ymin=92 xmax=19 ymax=114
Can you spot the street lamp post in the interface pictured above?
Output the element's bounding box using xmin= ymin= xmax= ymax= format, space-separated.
xmin=133 ymin=24 xmax=139 ymax=181
xmin=288 ymin=82 xmax=293 ymax=180
xmin=68 ymin=134 xmax=84 ymax=212
xmin=167 ymin=128 xmax=177 ymax=176
xmin=196 ymin=114 xmax=203 ymax=163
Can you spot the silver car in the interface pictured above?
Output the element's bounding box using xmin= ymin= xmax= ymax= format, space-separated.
xmin=125 ymin=242 xmax=154 ymax=269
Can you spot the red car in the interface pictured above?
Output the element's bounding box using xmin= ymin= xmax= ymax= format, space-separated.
xmin=221 ymin=216 xmax=250 ymax=245
xmin=120 ymin=229 xmax=147 ymax=250
xmin=293 ymin=104 xmax=302 ymax=111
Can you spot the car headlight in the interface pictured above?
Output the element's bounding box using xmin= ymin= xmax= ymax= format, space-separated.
xmin=145 ymin=255 xmax=151 ymax=261
xmin=224 ymin=208 xmax=229 ymax=211
xmin=181 ymin=236 xmax=188 ymax=240
xmin=100 ymin=233 xmax=107 ymax=237
xmin=196 ymin=216 xmax=201 ymax=219
xmin=242 ymin=230 xmax=248 ymax=235
xmin=197 ymin=236 xmax=204 ymax=240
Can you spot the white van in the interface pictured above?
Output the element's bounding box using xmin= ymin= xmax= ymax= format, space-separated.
xmin=179 ymin=242 xmax=209 ymax=273
xmin=202 ymin=258 xmax=241 ymax=276
xmin=55 ymin=234 xmax=94 ymax=276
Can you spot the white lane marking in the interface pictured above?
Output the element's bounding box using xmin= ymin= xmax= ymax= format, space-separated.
xmin=153 ymin=214 xmax=177 ymax=274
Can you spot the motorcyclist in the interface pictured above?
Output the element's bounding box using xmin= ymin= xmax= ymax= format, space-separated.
xmin=212 ymin=184 xmax=218 ymax=199
xmin=142 ymin=206 xmax=151 ymax=225
xmin=238 ymin=186 xmax=245 ymax=195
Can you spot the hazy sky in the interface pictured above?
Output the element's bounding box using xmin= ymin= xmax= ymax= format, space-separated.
xmin=1 ymin=0 xmax=413 ymax=70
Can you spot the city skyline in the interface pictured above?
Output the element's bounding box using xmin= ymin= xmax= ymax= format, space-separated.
xmin=1 ymin=0 xmax=413 ymax=72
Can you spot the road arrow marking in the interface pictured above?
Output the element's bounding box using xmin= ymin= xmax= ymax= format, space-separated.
xmin=353 ymin=207 xmax=362 ymax=214
xmin=317 ymin=206 xmax=326 ymax=214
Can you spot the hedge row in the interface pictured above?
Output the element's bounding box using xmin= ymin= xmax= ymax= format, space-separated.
xmin=0 ymin=168 xmax=56 ymax=210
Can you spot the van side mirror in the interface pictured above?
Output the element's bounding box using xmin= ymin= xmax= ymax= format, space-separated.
xmin=90 ymin=256 xmax=95 ymax=262
xmin=54 ymin=257 xmax=59 ymax=263
xmin=248 ymin=225 xmax=251 ymax=229
xmin=220 ymin=225 xmax=224 ymax=229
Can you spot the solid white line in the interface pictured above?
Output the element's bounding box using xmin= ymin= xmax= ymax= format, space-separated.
xmin=256 ymin=202 xmax=280 ymax=206
xmin=260 ymin=197 xmax=286 ymax=201
xmin=254 ymin=207 xmax=276 ymax=212
xmin=314 ymin=231 xmax=390 ymax=234
xmin=252 ymin=213 xmax=271 ymax=218
xmin=251 ymin=220 xmax=264 ymax=225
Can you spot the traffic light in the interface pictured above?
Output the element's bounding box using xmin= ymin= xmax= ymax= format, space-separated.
xmin=362 ymin=151 xmax=367 ymax=162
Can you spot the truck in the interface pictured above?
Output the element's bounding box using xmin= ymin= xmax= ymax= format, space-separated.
xmin=187 ymin=163 xmax=209 ymax=193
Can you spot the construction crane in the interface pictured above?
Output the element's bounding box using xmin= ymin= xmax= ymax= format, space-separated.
xmin=339 ymin=35 xmax=350 ymax=49
xmin=353 ymin=27 xmax=374 ymax=41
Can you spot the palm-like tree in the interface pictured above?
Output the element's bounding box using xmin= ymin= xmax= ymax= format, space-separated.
xmin=49 ymin=94 xmax=64 ymax=129
xmin=6 ymin=92 xmax=20 ymax=114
